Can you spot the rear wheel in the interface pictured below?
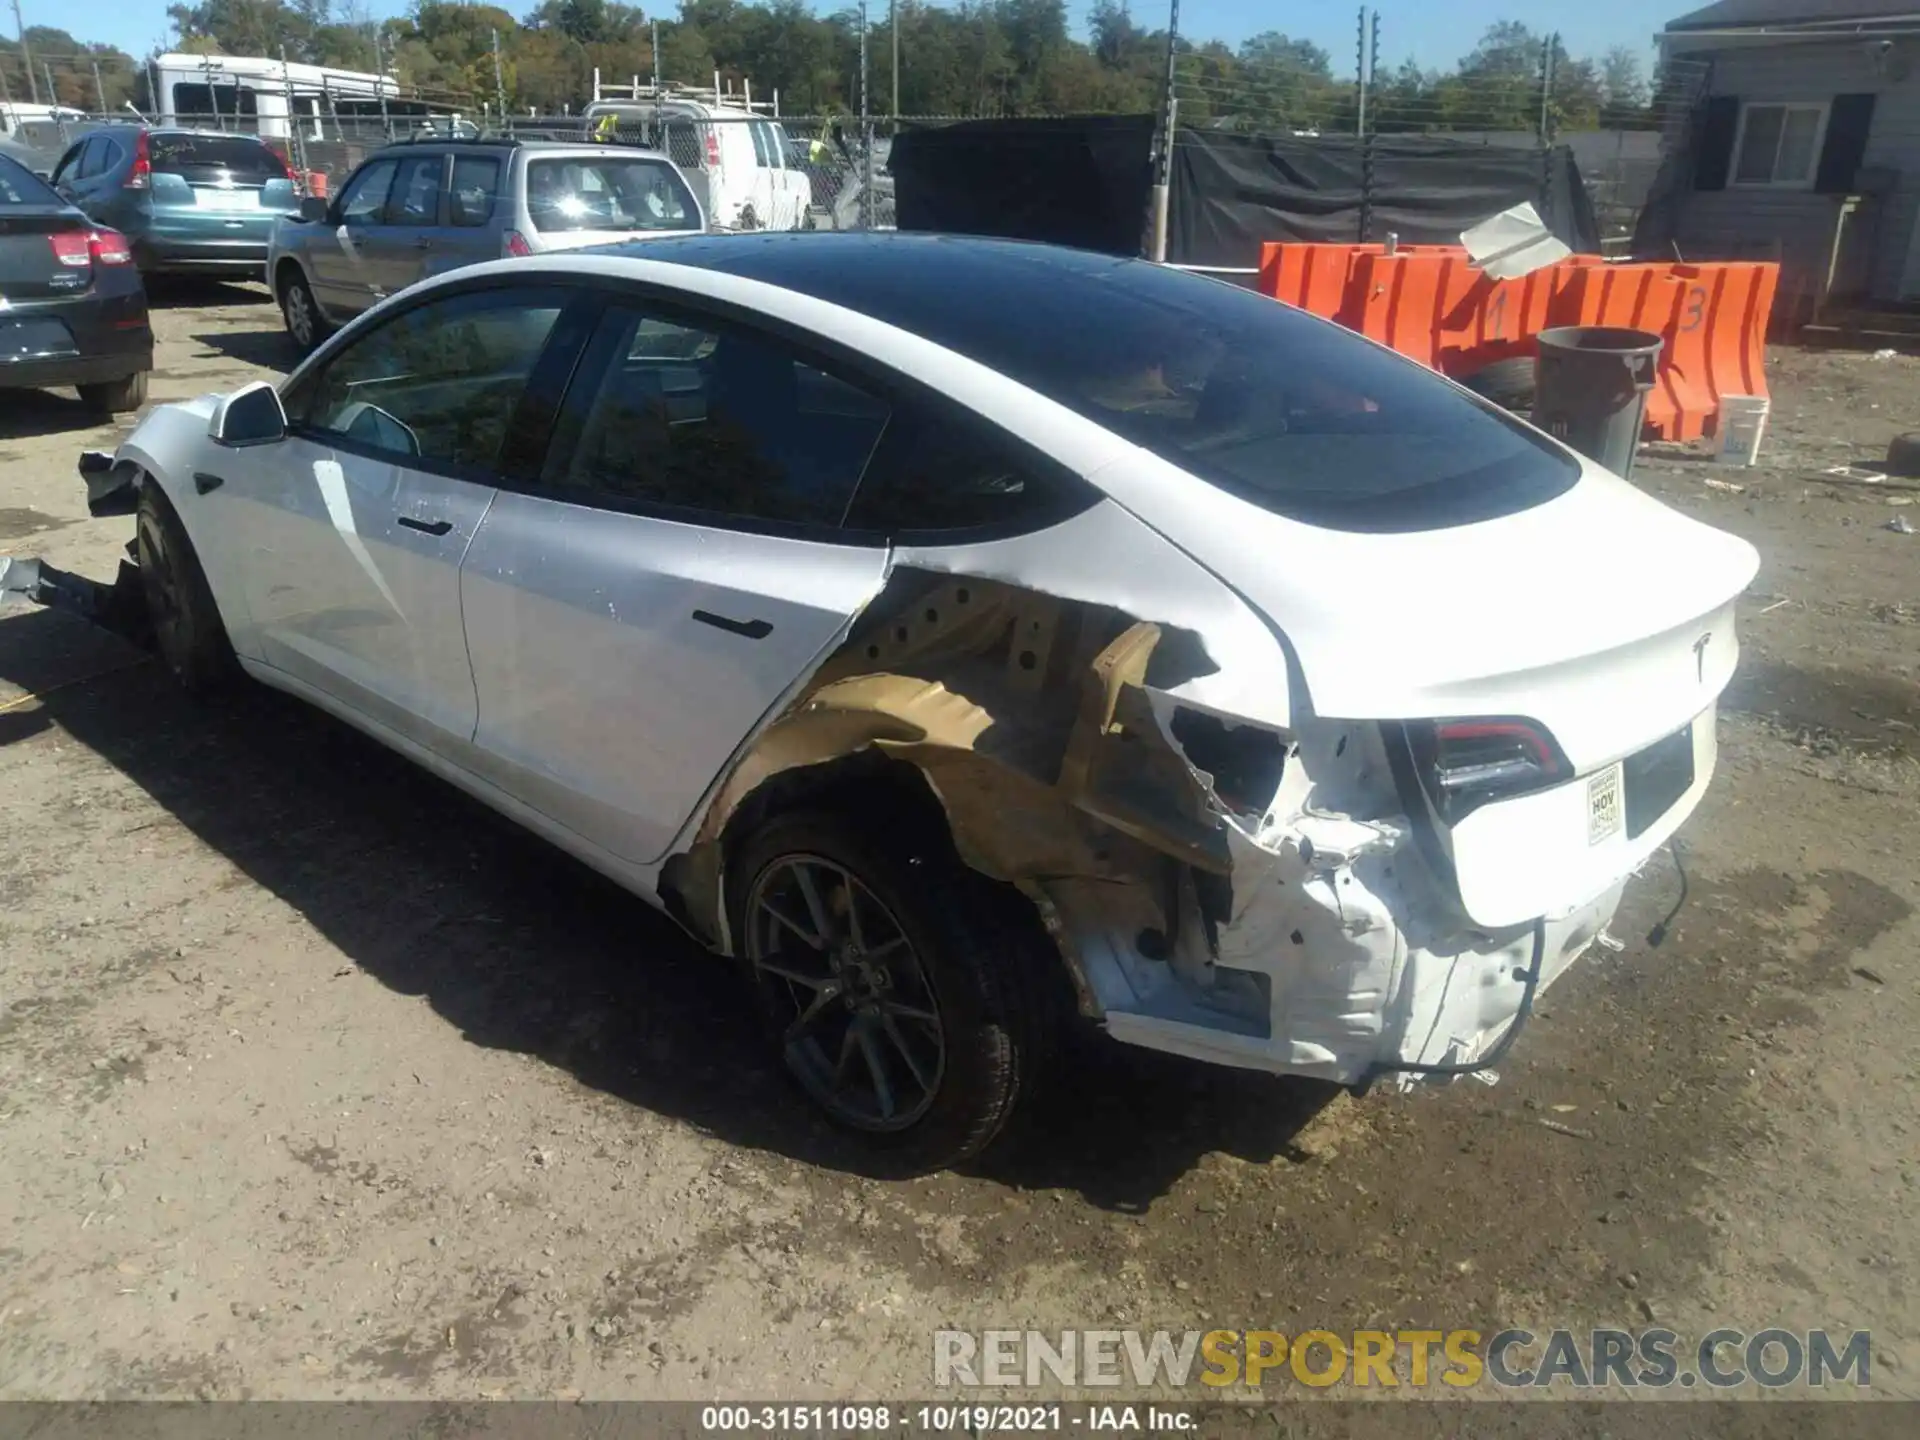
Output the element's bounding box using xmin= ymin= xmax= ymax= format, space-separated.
xmin=278 ymin=267 xmax=329 ymax=355
xmin=136 ymin=482 xmax=235 ymax=696
xmin=729 ymin=807 xmax=1051 ymax=1173
xmin=79 ymin=371 xmax=148 ymax=415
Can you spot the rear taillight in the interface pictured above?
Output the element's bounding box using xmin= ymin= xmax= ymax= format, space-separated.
xmin=50 ymin=229 xmax=135 ymax=268
xmin=703 ymin=126 xmax=722 ymax=169
xmin=126 ymin=131 xmax=151 ymax=190
xmin=1406 ymin=718 xmax=1569 ymax=823
xmin=88 ymin=229 xmax=134 ymax=266
xmin=49 ymin=231 xmax=91 ymax=267
xmin=502 ymin=229 xmax=533 ymax=257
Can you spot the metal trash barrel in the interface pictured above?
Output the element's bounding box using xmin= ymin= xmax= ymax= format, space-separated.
xmin=1533 ymin=326 xmax=1664 ymax=481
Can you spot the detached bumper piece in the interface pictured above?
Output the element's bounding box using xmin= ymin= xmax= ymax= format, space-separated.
xmin=0 ymin=552 xmax=149 ymax=642
xmin=79 ymin=450 xmax=140 ymax=518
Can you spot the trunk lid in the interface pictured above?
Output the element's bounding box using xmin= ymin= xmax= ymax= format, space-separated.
xmin=0 ymin=207 xmax=92 ymax=300
xmin=1107 ymin=455 xmax=1758 ymax=771
xmin=1101 ymin=454 xmax=1759 ymax=928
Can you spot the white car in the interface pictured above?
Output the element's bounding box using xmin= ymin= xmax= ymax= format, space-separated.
xmin=84 ymin=234 xmax=1758 ymax=1172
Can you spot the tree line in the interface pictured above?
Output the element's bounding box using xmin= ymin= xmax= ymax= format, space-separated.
xmin=4 ymin=1 xmax=1670 ymax=134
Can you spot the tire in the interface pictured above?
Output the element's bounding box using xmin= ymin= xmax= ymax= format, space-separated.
xmin=78 ymin=370 xmax=148 ymax=415
xmin=278 ymin=266 xmax=330 ymax=356
xmin=727 ymin=806 xmax=1052 ymax=1174
xmin=1459 ymin=355 xmax=1537 ymax=413
xmin=1887 ymin=431 xmax=1920 ymax=479
xmin=136 ymin=482 xmax=236 ymax=696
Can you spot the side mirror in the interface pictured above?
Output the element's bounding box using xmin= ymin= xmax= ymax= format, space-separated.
xmin=209 ymin=381 xmax=288 ymax=448
xmin=298 ymin=195 xmax=329 ymax=224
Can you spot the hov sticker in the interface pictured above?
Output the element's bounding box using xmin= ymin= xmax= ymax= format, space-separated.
xmin=1587 ymin=765 xmax=1624 ymax=846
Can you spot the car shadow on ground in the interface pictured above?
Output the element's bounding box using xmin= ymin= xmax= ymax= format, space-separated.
xmin=0 ymin=387 xmax=112 ymax=441
xmin=189 ymin=327 xmax=295 ymax=373
xmin=143 ymin=276 xmax=271 ymax=310
xmin=0 ymin=603 xmax=1332 ymax=1208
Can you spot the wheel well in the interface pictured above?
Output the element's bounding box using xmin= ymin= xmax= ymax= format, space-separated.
xmin=273 ymin=258 xmax=304 ymax=299
xmin=658 ymin=752 xmax=957 ymax=951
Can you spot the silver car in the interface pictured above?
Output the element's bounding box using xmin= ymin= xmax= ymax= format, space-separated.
xmin=267 ymin=137 xmax=703 ymax=353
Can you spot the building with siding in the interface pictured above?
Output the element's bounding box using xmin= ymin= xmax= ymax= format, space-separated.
xmin=1659 ymin=0 xmax=1920 ymax=310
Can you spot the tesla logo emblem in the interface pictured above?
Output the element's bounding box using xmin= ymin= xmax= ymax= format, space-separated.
xmin=1693 ymin=633 xmax=1712 ymax=682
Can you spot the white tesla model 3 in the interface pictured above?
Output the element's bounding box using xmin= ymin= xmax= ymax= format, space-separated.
xmin=85 ymin=233 xmax=1759 ymax=1171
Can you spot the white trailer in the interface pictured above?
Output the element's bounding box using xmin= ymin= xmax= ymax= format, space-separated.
xmin=150 ymin=53 xmax=458 ymax=142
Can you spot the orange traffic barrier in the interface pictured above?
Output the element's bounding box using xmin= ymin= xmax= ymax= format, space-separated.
xmin=1255 ymin=242 xmax=1778 ymax=444
xmin=308 ymin=171 xmax=329 ymax=199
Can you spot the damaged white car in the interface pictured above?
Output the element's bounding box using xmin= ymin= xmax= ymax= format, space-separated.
xmin=83 ymin=234 xmax=1759 ymax=1171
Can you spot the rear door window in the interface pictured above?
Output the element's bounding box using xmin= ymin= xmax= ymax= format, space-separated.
xmin=449 ymin=155 xmax=501 ymax=226
xmin=385 ymin=154 xmax=444 ymax=225
xmin=147 ymin=133 xmax=282 ymax=182
xmin=542 ymin=305 xmax=889 ymax=528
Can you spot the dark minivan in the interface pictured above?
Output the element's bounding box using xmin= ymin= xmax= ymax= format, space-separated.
xmin=51 ymin=126 xmax=302 ymax=279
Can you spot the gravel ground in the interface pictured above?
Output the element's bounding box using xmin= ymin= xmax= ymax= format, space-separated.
xmin=0 ymin=288 xmax=1916 ymax=1406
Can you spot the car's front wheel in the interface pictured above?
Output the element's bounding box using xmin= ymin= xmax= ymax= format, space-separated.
xmin=729 ymin=807 xmax=1050 ymax=1173
xmin=278 ymin=267 xmax=329 ymax=355
xmin=136 ymin=482 xmax=235 ymax=696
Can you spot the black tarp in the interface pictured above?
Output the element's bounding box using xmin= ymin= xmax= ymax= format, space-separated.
xmin=888 ymin=117 xmax=1602 ymax=268
xmin=1169 ymin=130 xmax=1600 ymax=266
xmin=889 ymin=115 xmax=1155 ymax=256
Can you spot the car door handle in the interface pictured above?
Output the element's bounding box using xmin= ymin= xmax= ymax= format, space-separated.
xmin=396 ymin=516 xmax=453 ymax=536
xmin=691 ymin=609 xmax=772 ymax=640
xmin=193 ymin=471 xmax=225 ymax=494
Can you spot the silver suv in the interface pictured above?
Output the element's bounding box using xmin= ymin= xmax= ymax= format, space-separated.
xmin=267 ymin=137 xmax=705 ymax=352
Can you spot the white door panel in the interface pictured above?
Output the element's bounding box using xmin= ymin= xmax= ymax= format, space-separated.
xmin=460 ymin=493 xmax=888 ymax=864
xmin=234 ymin=435 xmax=494 ymax=747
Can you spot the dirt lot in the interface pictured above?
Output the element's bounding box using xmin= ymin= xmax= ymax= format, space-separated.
xmin=0 ymin=288 xmax=1917 ymax=1405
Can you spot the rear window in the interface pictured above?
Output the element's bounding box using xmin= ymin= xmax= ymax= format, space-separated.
xmin=148 ymin=133 xmax=285 ymax=182
xmin=524 ymin=156 xmax=697 ymax=234
xmin=0 ymin=155 xmax=60 ymax=205
xmin=767 ymin=249 xmax=1581 ymax=533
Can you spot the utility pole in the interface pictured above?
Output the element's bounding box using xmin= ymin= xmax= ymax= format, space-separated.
xmin=12 ymin=0 xmax=36 ymax=104
xmin=491 ymin=28 xmax=507 ymax=131
xmin=374 ymin=27 xmax=391 ymax=138
xmin=1149 ymin=0 xmax=1180 ymax=261
xmin=890 ymin=0 xmax=899 ymax=118
xmin=651 ymin=18 xmax=662 ymax=145
xmin=858 ymin=0 xmax=872 ymax=228
xmin=91 ymin=59 xmax=105 ymax=113
xmin=1538 ymin=32 xmax=1557 ymax=142
xmin=1355 ymin=8 xmax=1368 ymax=138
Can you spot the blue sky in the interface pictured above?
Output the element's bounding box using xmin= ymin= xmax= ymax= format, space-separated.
xmin=63 ymin=0 xmax=1680 ymax=76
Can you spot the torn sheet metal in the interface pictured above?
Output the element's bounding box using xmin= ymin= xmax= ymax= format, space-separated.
xmin=671 ymin=527 xmax=1621 ymax=1090
xmin=1460 ymin=201 xmax=1571 ymax=281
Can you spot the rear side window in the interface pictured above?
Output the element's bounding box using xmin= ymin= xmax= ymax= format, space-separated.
xmin=846 ymin=406 xmax=1096 ymax=536
xmin=0 ymin=155 xmax=58 ymax=205
xmin=386 ymin=155 xmax=443 ymax=224
xmin=147 ymin=133 xmax=283 ymax=181
xmin=295 ymin=288 xmax=565 ymax=472
xmin=449 ymin=155 xmax=500 ymax=226
xmin=524 ymin=157 xmax=697 ymax=233
xmin=543 ymin=306 xmax=889 ymax=527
